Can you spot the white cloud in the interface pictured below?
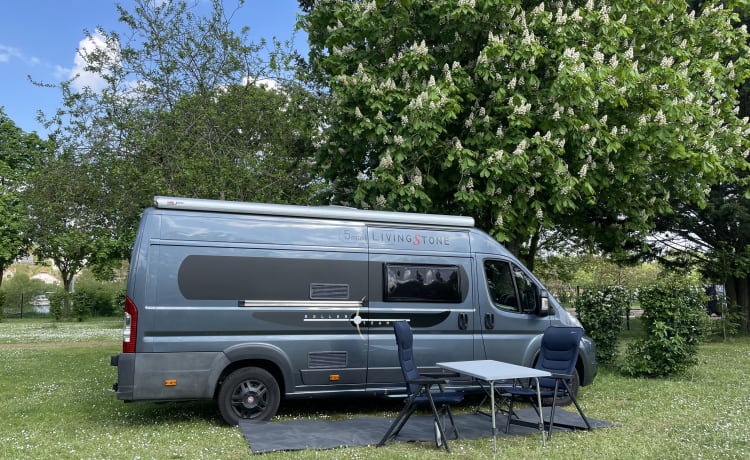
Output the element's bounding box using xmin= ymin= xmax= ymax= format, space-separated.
xmin=0 ymin=43 xmax=37 ymax=64
xmin=66 ymin=32 xmax=119 ymax=92
xmin=242 ymin=76 xmax=280 ymax=90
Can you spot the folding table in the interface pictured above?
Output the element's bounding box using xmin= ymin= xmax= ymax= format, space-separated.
xmin=436 ymin=359 xmax=551 ymax=451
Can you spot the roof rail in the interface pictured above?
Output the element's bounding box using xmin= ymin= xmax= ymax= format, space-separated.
xmin=153 ymin=196 xmax=475 ymax=228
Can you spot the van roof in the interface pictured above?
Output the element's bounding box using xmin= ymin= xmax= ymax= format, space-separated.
xmin=154 ymin=196 xmax=475 ymax=228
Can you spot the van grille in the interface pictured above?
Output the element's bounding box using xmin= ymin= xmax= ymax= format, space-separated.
xmin=309 ymin=351 xmax=348 ymax=368
xmin=310 ymin=283 xmax=350 ymax=300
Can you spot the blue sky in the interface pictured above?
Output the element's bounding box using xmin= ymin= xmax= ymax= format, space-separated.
xmin=0 ymin=0 xmax=305 ymax=136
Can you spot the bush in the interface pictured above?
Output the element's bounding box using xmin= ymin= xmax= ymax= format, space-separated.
xmin=622 ymin=275 xmax=711 ymax=377
xmin=49 ymin=290 xmax=66 ymax=321
xmin=574 ymin=285 xmax=629 ymax=363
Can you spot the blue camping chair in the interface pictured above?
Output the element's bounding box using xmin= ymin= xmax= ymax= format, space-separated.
xmin=504 ymin=326 xmax=592 ymax=439
xmin=377 ymin=321 xmax=464 ymax=451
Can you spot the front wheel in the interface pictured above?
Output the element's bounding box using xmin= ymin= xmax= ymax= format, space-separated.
xmin=217 ymin=367 xmax=280 ymax=425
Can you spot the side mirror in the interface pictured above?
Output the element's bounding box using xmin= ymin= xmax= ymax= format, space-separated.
xmin=537 ymin=289 xmax=550 ymax=317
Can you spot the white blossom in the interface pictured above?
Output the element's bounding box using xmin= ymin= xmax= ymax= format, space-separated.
xmin=379 ymin=152 xmax=393 ymax=169
xmin=655 ymin=109 xmax=667 ymax=126
xmin=411 ymin=168 xmax=423 ymax=186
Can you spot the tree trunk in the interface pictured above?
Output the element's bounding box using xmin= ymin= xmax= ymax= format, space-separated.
xmin=726 ymin=275 xmax=749 ymax=333
xmin=61 ymin=271 xmax=74 ymax=319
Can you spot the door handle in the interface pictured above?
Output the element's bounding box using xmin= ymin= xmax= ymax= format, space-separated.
xmin=458 ymin=312 xmax=468 ymax=330
xmin=484 ymin=313 xmax=495 ymax=330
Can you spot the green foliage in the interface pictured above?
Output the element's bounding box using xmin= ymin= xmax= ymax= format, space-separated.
xmin=0 ymin=108 xmax=49 ymax=279
xmin=71 ymin=294 xmax=90 ymax=322
xmin=536 ymin=254 xmax=660 ymax=306
xmin=574 ymin=285 xmax=629 ymax=363
xmin=0 ymin=272 xmax=49 ymax=316
xmin=622 ymin=275 xmax=711 ymax=377
xmin=709 ymin=296 xmax=745 ymax=340
xmin=48 ymin=290 xmax=66 ymax=321
xmin=302 ymin=0 xmax=750 ymax=261
xmin=39 ymin=0 xmax=323 ymax=276
xmin=71 ymin=276 xmax=124 ymax=318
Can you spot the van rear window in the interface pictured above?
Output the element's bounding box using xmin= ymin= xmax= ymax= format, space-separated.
xmin=384 ymin=264 xmax=461 ymax=302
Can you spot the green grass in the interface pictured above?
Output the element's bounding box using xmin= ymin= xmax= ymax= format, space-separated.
xmin=1 ymin=318 xmax=748 ymax=459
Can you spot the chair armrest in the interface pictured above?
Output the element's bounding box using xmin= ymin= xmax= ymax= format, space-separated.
xmin=549 ymin=373 xmax=573 ymax=379
xmin=422 ymin=371 xmax=461 ymax=379
xmin=406 ymin=377 xmax=450 ymax=386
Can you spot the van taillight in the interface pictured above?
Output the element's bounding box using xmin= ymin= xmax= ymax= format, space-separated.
xmin=122 ymin=296 xmax=138 ymax=353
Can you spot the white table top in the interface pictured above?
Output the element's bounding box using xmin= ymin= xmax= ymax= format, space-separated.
xmin=436 ymin=359 xmax=551 ymax=382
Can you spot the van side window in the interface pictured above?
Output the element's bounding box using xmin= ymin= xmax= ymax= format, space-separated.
xmin=384 ymin=264 xmax=461 ymax=302
xmin=484 ymin=260 xmax=519 ymax=312
xmin=485 ymin=260 xmax=540 ymax=314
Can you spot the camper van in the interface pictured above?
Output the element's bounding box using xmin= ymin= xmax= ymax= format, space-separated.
xmin=111 ymin=196 xmax=597 ymax=425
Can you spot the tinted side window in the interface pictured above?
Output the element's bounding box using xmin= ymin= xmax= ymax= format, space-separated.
xmin=384 ymin=264 xmax=461 ymax=302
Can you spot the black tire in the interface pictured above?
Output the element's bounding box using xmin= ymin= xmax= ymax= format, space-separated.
xmin=543 ymin=368 xmax=580 ymax=407
xmin=217 ymin=367 xmax=280 ymax=425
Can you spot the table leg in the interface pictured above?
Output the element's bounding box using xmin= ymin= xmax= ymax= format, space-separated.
xmin=490 ymin=380 xmax=496 ymax=452
xmin=533 ymin=377 xmax=546 ymax=447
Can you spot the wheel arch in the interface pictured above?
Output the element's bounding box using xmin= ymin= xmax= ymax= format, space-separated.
xmin=216 ymin=343 xmax=295 ymax=398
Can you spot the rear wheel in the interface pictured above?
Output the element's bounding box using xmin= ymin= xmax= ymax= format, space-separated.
xmin=217 ymin=367 xmax=280 ymax=425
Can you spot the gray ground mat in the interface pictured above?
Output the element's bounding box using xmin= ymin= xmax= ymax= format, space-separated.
xmin=239 ymin=407 xmax=612 ymax=454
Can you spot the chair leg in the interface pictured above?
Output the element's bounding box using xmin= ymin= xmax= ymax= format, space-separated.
xmin=425 ymin=392 xmax=451 ymax=452
xmin=561 ymin=380 xmax=592 ymax=430
xmin=505 ymin=396 xmax=515 ymax=433
xmin=548 ymin=380 xmax=560 ymax=440
xmin=377 ymin=397 xmax=418 ymax=447
xmin=442 ymin=405 xmax=460 ymax=440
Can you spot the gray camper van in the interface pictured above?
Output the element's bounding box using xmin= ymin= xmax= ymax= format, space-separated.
xmin=111 ymin=196 xmax=597 ymax=425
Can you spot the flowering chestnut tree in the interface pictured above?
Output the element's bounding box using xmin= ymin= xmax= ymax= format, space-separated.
xmin=302 ymin=0 xmax=750 ymax=264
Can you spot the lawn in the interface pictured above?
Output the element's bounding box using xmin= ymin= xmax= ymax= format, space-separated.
xmin=0 ymin=317 xmax=748 ymax=459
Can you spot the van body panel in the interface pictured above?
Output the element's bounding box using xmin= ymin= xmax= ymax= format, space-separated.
xmin=112 ymin=197 xmax=597 ymax=420
xmin=130 ymin=352 xmax=222 ymax=400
